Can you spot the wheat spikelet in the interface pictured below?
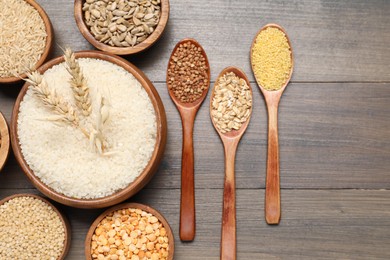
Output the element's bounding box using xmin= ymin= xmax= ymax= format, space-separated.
xmin=25 ymin=71 xmax=79 ymax=126
xmin=90 ymin=93 xmax=111 ymax=154
xmin=25 ymin=71 xmax=89 ymax=138
xmin=25 ymin=68 xmax=111 ymax=155
xmin=63 ymin=48 xmax=92 ymax=116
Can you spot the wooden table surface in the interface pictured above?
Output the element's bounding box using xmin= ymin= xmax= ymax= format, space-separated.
xmin=1 ymin=0 xmax=390 ymax=259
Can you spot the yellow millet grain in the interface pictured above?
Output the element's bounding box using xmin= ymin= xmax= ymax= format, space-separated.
xmin=251 ymin=27 xmax=292 ymax=91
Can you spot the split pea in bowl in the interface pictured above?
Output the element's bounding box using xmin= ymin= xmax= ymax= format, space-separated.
xmin=11 ymin=51 xmax=167 ymax=208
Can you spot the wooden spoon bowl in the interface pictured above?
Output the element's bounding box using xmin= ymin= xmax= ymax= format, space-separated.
xmin=74 ymin=0 xmax=170 ymax=55
xmin=167 ymin=38 xmax=211 ymax=110
xmin=0 ymin=0 xmax=53 ymax=84
xmin=85 ymin=202 xmax=174 ymax=260
xmin=250 ymin=23 xmax=294 ymax=224
xmin=210 ymin=67 xmax=253 ymax=140
xmin=0 ymin=112 xmax=10 ymax=172
xmin=166 ymin=38 xmax=210 ymax=241
xmin=210 ymin=67 xmax=253 ymax=260
xmin=11 ymin=51 xmax=167 ymax=208
xmin=0 ymin=193 xmax=71 ymax=260
xmin=250 ymin=23 xmax=294 ymax=95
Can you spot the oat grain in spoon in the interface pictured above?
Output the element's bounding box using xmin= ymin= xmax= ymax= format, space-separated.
xmin=250 ymin=24 xmax=293 ymax=225
xmin=166 ymin=39 xmax=210 ymax=241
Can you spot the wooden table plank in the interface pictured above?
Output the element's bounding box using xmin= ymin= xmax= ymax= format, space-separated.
xmin=0 ymin=188 xmax=388 ymax=259
xmin=2 ymin=83 xmax=389 ymax=189
xmin=1 ymin=0 xmax=390 ymax=259
xmin=7 ymin=0 xmax=389 ymax=83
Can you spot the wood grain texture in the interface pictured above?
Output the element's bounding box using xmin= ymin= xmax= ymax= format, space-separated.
xmin=1 ymin=83 xmax=390 ymax=190
xmin=166 ymin=38 xmax=211 ymax=241
xmin=250 ymin=23 xmax=295 ymax=225
xmin=1 ymin=82 xmax=389 ymax=189
xmin=220 ymin=142 xmax=238 ymax=260
xmin=0 ymin=0 xmax=389 ymax=259
xmin=210 ymin=66 xmax=253 ymax=260
xmin=178 ymin=108 xmax=197 ymax=241
xmin=0 ymin=188 xmax=389 ymax=259
xmin=11 ymin=0 xmax=389 ymax=82
xmin=0 ymin=112 xmax=10 ymax=172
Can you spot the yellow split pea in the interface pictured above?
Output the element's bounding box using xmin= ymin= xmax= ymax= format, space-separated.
xmin=251 ymin=27 xmax=292 ymax=91
xmin=90 ymin=208 xmax=169 ymax=260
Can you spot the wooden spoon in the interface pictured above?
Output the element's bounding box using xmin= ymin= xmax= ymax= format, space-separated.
xmin=250 ymin=23 xmax=294 ymax=224
xmin=166 ymin=39 xmax=210 ymax=241
xmin=210 ymin=67 xmax=253 ymax=260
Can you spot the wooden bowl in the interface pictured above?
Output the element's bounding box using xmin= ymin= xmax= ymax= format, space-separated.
xmin=0 ymin=0 xmax=53 ymax=84
xmin=0 ymin=193 xmax=71 ymax=260
xmin=0 ymin=112 xmax=10 ymax=172
xmin=11 ymin=50 xmax=167 ymax=208
xmin=85 ymin=203 xmax=174 ymax=260
xmin=74 ymin=0 xmax=170 ymax=55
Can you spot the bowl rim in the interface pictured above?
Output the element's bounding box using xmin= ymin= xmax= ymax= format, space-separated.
xmin=85 ymin=202 xmax=174 ymax=260
xmin=0 ymin=193 xmax=71 ymax=260
xmin=74 ymin=0 xmax=170 ymax=55
xmin=0 ymin=112 xmax=10 ymax=172
xmin=10 ymin=50 xmax=167 ymax=208
xmin=0 ymin=0 xmax=53 ymax=84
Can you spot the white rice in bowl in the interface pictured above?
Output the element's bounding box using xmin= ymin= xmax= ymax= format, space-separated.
xmin=17 ymin=58 xmax=157 ymax=199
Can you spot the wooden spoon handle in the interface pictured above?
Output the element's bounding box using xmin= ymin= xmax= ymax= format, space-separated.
xmin=265 ymin=104 xmax=281 ymax=224
xmin=221 ymin=145 xmax=237 ymax=260
xmin=180 ymin=113 xmax=196 ymax=241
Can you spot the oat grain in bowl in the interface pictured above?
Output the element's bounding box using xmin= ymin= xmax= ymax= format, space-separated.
xmin=83 ymin=0 xmax=161 ymax=47
xmin=17 ymin=57 xmax=157 ymax=199
xmin=0 ymin=0 xmax=47 ymax=78
xmin=0 ymin=195 xmax=66 ymax=259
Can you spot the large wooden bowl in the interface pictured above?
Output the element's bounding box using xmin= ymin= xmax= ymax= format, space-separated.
xmin=74 ymin=0 xmax=170 ymax=55
xmin=0 ymin=193 xmax=71 ymax=260
xmin=0 ymin=112 xmax=10 ymax=172
xmin=85 ymin=203 xmax=174 ymax=260
xmin=0 ymin=0 xmax=53 ymax=84
xmin=11 ymin=51 xmax=167 ymax=208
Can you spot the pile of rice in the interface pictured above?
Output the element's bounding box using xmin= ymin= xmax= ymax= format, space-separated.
xmin=17 ymin=58 xmax=157 ymax=199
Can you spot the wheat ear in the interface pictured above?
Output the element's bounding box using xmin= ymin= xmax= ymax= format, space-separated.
xmin=63 ymin=48 xmax=92 ymax=116
xmin=25 ymin=71 xmax=89 ymax=138
xmin=90 ymin=93 xmax=110 ymax=154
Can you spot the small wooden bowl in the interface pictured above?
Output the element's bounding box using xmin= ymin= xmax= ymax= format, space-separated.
xmin=0 ymin=112 xmax=10 ymax=172
xmin=0 ymin=0 xmax=53 ymax=84
xmin=85 ymin=203 xmax=174 ymax=260
xmin=11 ymin=50 xmax=167 ymax=208
xmin=74 ymin=0 xmax=170 ymax=55
xmin=0 ymin=193 xmax=71 ymax=260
